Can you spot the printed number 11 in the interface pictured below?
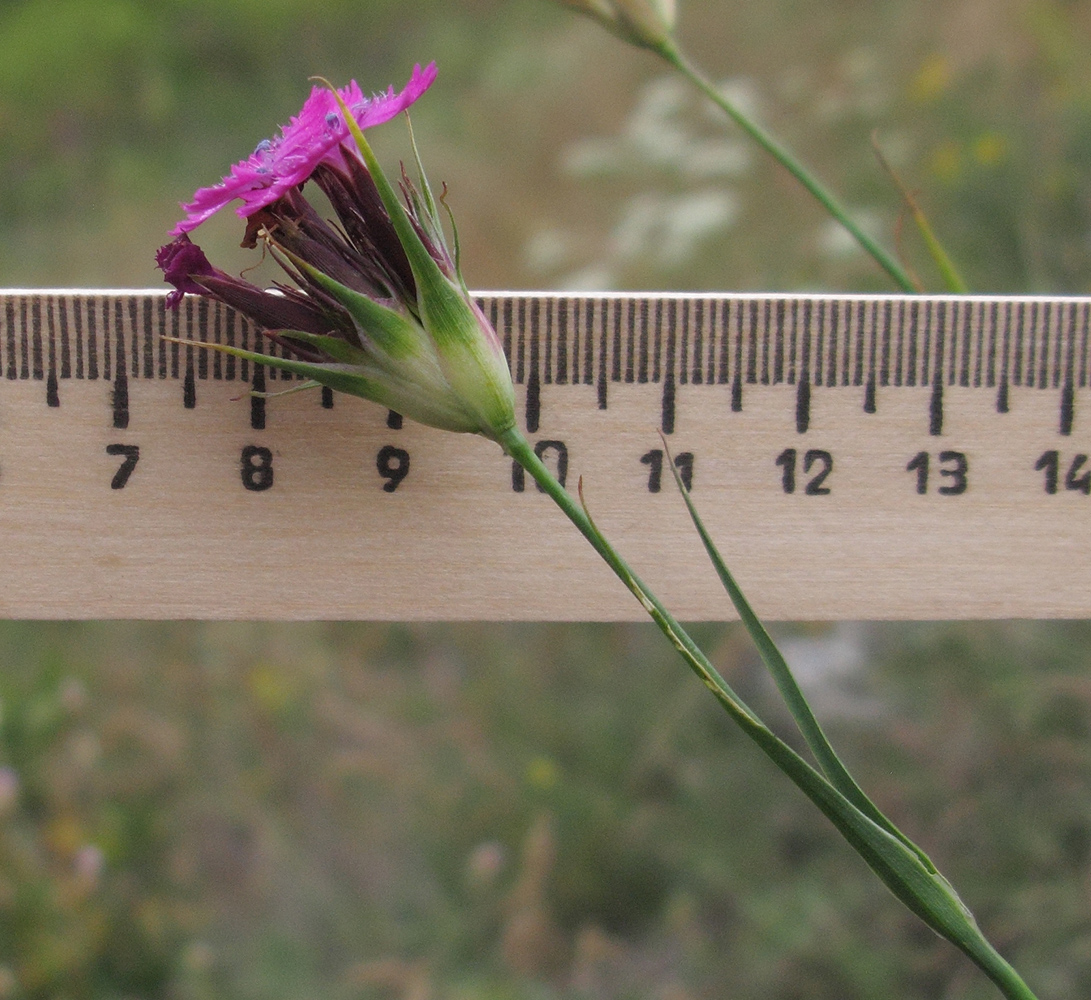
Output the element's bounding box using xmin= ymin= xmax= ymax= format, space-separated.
xmin=641 ymin=450 xmax=694 ymax=493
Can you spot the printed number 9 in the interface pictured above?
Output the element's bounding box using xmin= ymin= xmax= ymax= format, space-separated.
xmin=377 ymin=445 xmax=410 ymax=492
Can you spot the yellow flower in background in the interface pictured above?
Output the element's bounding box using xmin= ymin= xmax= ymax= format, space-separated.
xmin=911 ymin=53 xmax=952 ymax=102
xmin=973 ymin=131 xmax=1008 ymax=167
xmin=525 ymin=756 xmax=560 ymax=791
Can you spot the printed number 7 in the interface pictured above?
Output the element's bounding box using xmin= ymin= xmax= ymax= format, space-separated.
xmin=106 ymin=444 xmax=140 ymax=490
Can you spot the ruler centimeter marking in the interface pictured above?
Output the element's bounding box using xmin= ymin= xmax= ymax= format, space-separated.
xmin=0 ymin=289 xmax=1089 ymax=621
xmin=7 ymin=292 xmax=1089 ymax=435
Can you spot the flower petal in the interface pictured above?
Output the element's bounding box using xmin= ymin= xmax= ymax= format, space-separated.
xmin=171 ymin=63 xmax=437 ymax=236
xmin=156 ymin=234 xmax=338 ymax=336
xmin=155 ymin=235 xmax=216 ymax=306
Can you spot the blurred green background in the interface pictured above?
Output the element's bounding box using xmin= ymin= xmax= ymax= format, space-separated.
xmin=0 ymin=0 xmax=1090 ymax=997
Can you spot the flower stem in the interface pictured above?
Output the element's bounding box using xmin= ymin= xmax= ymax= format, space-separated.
xmin=499 ymin=427 xmax=761 ymax=723
xmin=654 ymin=41 xmax=918 ymax=294
xmin=499 ymin=425 xmax=1039 ymax=1000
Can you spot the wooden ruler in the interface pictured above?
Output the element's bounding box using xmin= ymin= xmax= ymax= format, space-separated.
xmin=1 ymin=290 xmax=1088 ymax=620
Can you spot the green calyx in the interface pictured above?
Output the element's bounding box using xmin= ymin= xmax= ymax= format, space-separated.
xmin=288 ymin=255 xmax=515 ymax=436
xmin=287 ymin=253 xmax=424 ymax=362
xmin=165 ymin=335 xmax=481 ymax=435
xmin=324 ymin=84 xmax=517 ymax=441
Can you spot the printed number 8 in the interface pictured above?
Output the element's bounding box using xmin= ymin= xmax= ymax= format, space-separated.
xmin=241 ymin=445 xmax=274 ymax=492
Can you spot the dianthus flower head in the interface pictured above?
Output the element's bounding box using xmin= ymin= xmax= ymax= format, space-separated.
xmin=157 ymin=64 xmax=516 ymax=443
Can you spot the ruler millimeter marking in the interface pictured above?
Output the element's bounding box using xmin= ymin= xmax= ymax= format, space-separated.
xmin=1 ymin=290 xmax=1090 ymax=620
xmin=9 ymin=291 xmax=1089 ymax=434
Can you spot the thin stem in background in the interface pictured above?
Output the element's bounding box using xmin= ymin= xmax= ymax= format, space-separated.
xmin=655 ymin=40 xmax=920 ymax=294
xmin=871 ymin=130 xmax=970 ymax=294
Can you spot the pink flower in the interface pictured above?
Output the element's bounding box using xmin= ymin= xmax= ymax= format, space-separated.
xmin=158 ymin=68 xmax=517 ymax=442
xmin=172 ymin=62 xmax=437 ymax=235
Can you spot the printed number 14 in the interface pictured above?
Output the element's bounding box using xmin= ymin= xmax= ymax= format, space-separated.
xmin=1035 ymin=451 xmax=1091 ymax=494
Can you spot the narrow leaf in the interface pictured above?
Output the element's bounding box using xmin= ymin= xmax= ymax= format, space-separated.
xmin=658 ymin=434 xmax=927 ymax=861
xmin=872 ymin=132 xmax=969 ymax=294
xmin=159 ymin=334 xmax=379 ymax=397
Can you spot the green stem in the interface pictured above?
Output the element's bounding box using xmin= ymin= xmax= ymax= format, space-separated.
xmin=655 ymin=42 xmax=918 ymax=294
xmin=499 ymin=425 xmax=1039 ymax=1000
xmin=499 ymin=429 xmax=760 ymax=724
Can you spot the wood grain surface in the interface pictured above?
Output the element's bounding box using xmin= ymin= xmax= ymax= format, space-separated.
xmin=0 ymin=291 xmax=1086 ymax=620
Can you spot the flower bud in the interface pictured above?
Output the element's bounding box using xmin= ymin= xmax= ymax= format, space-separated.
xmin=555 ymin=0 xmax=677 ymax=51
